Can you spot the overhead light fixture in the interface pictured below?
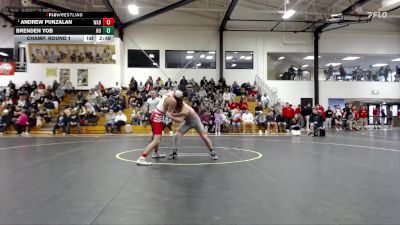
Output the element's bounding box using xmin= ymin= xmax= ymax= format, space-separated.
xmin=391 ymin=58 xmax=400 ymax=61
xmin=196 ymin=63 xmax=202 ymax=66
xmin=226 ymin=56 xmax=233 ymax=60
xmin=149 ymin=54 xmax=154 ymax=58
xmin=372 ymin=63 xmax=388 ymax=67
xmin=303 ymin=56 xmax=321 ymax=60
xmin=0 ymin=52 xmax=8 ymax=56
xmin=187 ymin=51 xmax=194 ymax=54
xmin=239 ymin=56 xmax=245 ymax=60
xmin=232 ymin=64 xmax=237 ymax=67
xmin=234 ymin=52 xmax=238 ymax=54
xmin=152 ymin=62 xmax=158 ymax=66
xmin=200 ymin=54 xmax=205 ymax=58
xmin=128 ymin=4 xmax=139 ymax=15
xmin=111 ymin=54 xmax=116 ymax=60
xmin=342 ymin=56 xmax=360 ymax=61
xmin=208 ymin=51 xmax=216 ymax=54
xmin=282 ymin=9 xmax=296 ymax=19
xmin=325 ymin=63 xmax=342 ymax=66
xmin=301 ymin=64 xmax=309 ymax=68
xmin=206 ymin=55 xmax=213 ymax=60
xmin=383 ymin=102 xmax=386 ymax=105
xmin=186 ymin=55 xmax=193 ymax=59
xmin=19 ymin=44 xmax=26 ymax=47
xmin=245 ymin=56 xmax=252 ymax=60
xmin=278 ymin=56 xmax=285 ymax=60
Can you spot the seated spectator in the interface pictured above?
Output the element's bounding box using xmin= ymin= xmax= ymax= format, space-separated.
xmin=113 ymin=110 xmax=127 ymax=133
xmin=63 ymin=80 xmax=74 ymax=94
xmin=239 ymin=99 xmax=248 ymax=111
xmin=266 ymin=111 xmax=278 ymax=133
xmin=200 ymin=111 xmax=213 ymax=133
xmin=52 ymin=111 xmax=67 ymax=135
xmin=248 ymin=87 xmax=257 ymax=102
xmin=222 ymin=90 xmax=231 ymax=103
xmin=66 ymin=110 xmax=80 ymax=134
xmin=130 ymin=107 xmax=141 ymax=125
xmin=309 ymin=108 xmax=323 ymax=136
xmin=275 ymin=112 xmax=286 ymax=133
xmin=162 ymin=115 xmax=173 ymax=135
xmin=43 ymin=98 xmax=55 ymax=115
xmin=291 ymin=114 xmax=302 ymax=133
xmin=140 ymin=108 xmax=151 ymax=127
xmin=231 ymin=109 xmax=241 ymax=133
xmin=0 ymin=109 xmax=12 ymax=135
xmin=242 ymin=109 xmax=255 ymax=134
xmin=37 ymin=81 xmax=46 ymax=90
xmin=255 ymin=111 xmax=267 ymax=134
xmin=254 ymin=102 xmax=263 ymax=116
xmin=232 ymin=81 xmax=240 ymax=95
xmin=14 ymin=110 xmax=29 ymax=135
xmin=104 ymin=110 xmax=116 ymax=134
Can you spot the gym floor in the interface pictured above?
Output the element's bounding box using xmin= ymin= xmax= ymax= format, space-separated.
xmin=0 ymin=129 xmax=399 ymax=225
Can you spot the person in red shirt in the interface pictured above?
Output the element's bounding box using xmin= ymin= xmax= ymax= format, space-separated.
xmin=358 ymin=105 xmax=368 ymax=130
xmin=13 ymin=110 xmax=28 ymax=135
xmin=227 ymin=100 xmax=238 ymax=110
xmin=373 ymin=105 xmax=380 ymax=129
xmin=282 ymin=103 xmax=295 ymax=131
xmin=37 ymin=81 xmax=46 ymax=89
xmin=239 ymin=99 xmax=248 ymax=111
xmin=294 ymin=104 xmax=301 ymax=115
xmin=249 ymin=87 xmax=257 ymax=102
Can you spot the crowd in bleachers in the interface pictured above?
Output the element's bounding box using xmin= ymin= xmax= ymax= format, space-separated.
xmin=1 ymin=76 xmax=399 ymax=136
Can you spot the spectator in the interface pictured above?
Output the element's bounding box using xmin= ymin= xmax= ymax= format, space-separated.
xmin=179 ymin=76 xmax=188 ymax=93
xmin=339 ymin=65 xmax=346 ymax=80
xmin=164 ymin=78 xmax=173 ymax=89
xmin=358 ymin=105 xmax=368 ymax=130
xmin=266 ymin=111 xmax=277 ymax=134
xmin=381 ymin=108 xmax=386 ymax=127
xmin=241 ymin=109 xmax=255 ymax=134
xmin=342 ymin=103 xmax=351 ymax=130
xmin=200 ymin=111 xmax=213 ymax=133
xmin=282 ymin=103 xmax=295 ymax=131
xmin=239 ymin=99 xmax=248 ymax=111
xmin=200 ymin=76 xmax=208 ymax=87
xmin=325 ymin=106 xmax=333 ymax=129
xmin=13 ymin=110 xmax=28 ymax=135
xmin=43 ymin=98 xmax=55 ymax=115
xmin=309 ymin=108 xmax=323 ymax=136
xmin=0 ymin=109 xmax=12 ymax=135
xmin=384 ymin=66 xmax=390 ymax=82
xmin=275 ymin=112 xmax=286 ymax=133
xmin=104 ymin=110 xmax=116 ymax=134
xmin=349 ymin=105 xmax=359 ymax=131
xmin=66 ymin=110 xmax=80 ymax=134
xmin=231 ymin=109 xmax=241 ymax=133
xmin=146 ymin=90 xmax=160 ymax=113
xmin=327 ymin=64 xmax=333 ymax=80
xmin=373 ymin=105 xmax=380 ymax=129
xmin=232 ymin=81 xmax=240 ymax=96
xmin=222 ymin=90 xmax=231 ymax=103
xmin=129 ymin=77 xmax=138 ymax=94
xmin=254 ymin=102 xmax=263 ymax=116
xmin=214 ymin=109 xmax=225 ymax=136
xmin=37 ymin=81 xmax=46 ymax=90
xmin=255 ymin=111 xmax=267 ymax=134
xmin=113 ymin=110 xmax=127 ymax=133
xmin=52 ymin=111 xmax=67 ymax=135
xmin=301 ymin=103 xmax=312 ymax=131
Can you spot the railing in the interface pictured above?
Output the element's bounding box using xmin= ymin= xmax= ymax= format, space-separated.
xmin=255 ymin=74 xmax=282 ymax=109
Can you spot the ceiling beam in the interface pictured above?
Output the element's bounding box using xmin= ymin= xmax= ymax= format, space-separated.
xmin=124 ymin=0 xmax=195 ymax=27
xmin=31 ymin=0 xmax=76 ymax=12
xmin=101 ymin=0 xmax=122 ymax=27
xmin=0 ymin=12 xmax=13 ymax=25
xmin=220 ymin=0 xmax=239 ymax=31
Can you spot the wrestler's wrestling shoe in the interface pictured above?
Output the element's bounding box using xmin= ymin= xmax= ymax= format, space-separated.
xmin=136 ymin=157 xmax=152 ymax=166
xmin=151 ymin=152 xmax=166 ymax=159
xmin=167 ymin=149 xmax=178 ymax=160
xmin=210 ymin=151 xmax=218 ymax=160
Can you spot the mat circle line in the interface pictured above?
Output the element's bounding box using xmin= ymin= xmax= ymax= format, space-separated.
xmin=115 ymin=146 xmax=263 ymax=166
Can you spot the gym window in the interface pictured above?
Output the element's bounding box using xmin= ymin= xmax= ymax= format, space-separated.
xmin=127 ymin=49 xmax=160 ymax=68
xmin=165 ymin=50 xmax=216 ymax=69
xmin=225 ymin=51 xmax=254 ymax=69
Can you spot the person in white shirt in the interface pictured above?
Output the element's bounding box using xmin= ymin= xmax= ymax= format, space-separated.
xmin=146 ymin=91 xmax=160 ymax=113
xmin=261 ymin=94 xmax=269 ymax=108
xmin=222 ymin=90 xmax=231 ymax=103
xmin=113 ymin=110 xmax=127 ymax=133
xmin=241 ymin=110 xmax=255 ymax=134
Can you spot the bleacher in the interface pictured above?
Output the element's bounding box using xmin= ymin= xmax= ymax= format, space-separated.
xmin=4 ymin=90 xmax=271 ymax=135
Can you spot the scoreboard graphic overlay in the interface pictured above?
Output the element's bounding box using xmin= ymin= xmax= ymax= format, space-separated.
xmin=14 ymin=12 xmax=115 ymax=43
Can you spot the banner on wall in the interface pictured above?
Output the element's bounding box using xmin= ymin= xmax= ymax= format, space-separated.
xmin=77 ymin=69 xmax=88 ymax=86
xmin=29 ymin=44 xmax=116 ymax=64
xmin=0 ymin=62 xmax=16 ymax=75
xmin=45 ymin=68 xmax=57 ymax=77
xmin=59 ymin=69 xmax=70 ymax=86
